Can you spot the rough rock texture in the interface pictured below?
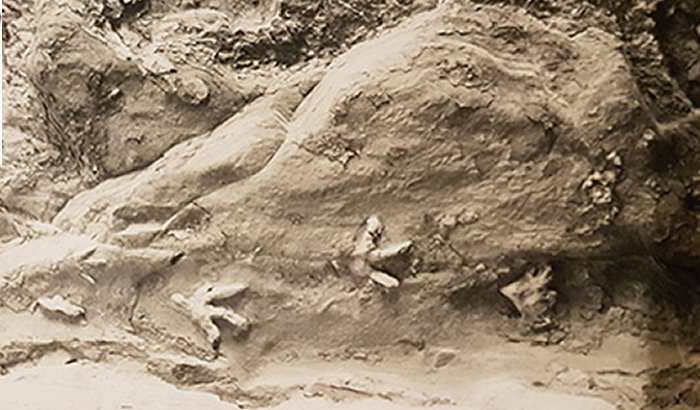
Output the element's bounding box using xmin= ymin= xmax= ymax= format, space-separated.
xmin=500 ymin=265 xmax=556 ymax=325
xmin=2 ymin=0 xmax=700 ymax=409
xmin=171 ymin=282 xmax=250 ymax=350
xmin=28 ymin=0 xmax=264 ymax=177
xmin=0 ymin=233 xmax=182 ymax=327
xmin=57 ymin=3 xmax=659 ymax=261
xmin=2 ymin=0 xmax=84 ymax=220
xmin=53 ymin=66 xmax=321 ymax=240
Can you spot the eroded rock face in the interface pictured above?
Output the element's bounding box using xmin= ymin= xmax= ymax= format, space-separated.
xmin=190 ymin=2 xmax=658 ymax=265
xmin=170 ymin=282 xmax=250 ymax=350
xmin=0 ymin=234 xmax=182 ymax=326
xmin=27 ymin=0 xmax=262 ymax=177
xmin=51 ymin=1 xmax=685 ymax=271
xmin=3 ymin=1 xmax=700 ymax=408
xmin=23 ymin=0 xmax=430 ymax=179
xmin=12 ymin=0 xmax=695 ymax=359
xmin=53 ymin=67 xmax=320 ymax=240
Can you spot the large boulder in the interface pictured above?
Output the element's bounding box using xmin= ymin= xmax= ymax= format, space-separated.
xmin=53 ymin=2 xmax=681 ymax=270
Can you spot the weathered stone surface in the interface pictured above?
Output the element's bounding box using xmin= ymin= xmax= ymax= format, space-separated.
xmin=0 ymin=234 xmax=182 ymax=326
xmin=27 ymin=0 xmax=262 ymax=177
xmin=53 ymin=68 xmax=319 ymax=240
xmin=500 ymin=265 xmax=556 ymax=323
xmin=187 ymin=3 xmax=659 ymax=266
xmin=35 ymin=295 xmax=86 ymax=322
xmin=432 ymin=347 xmax=458 ymax=369
xmin=171 ymin=282 xmax=250 ymax=350
xmin=52 ymin=3 xmax=662 ymax=267
xmin=3 ymin=1 xmax=700 ymax=409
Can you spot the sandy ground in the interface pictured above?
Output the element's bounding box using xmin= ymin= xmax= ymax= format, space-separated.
xmin=0 ymin=361 xmax=615 ymax=410
xmin=0 ymin=362 xmax=234 ymax=410
xmin=1 ymin=329 xmax=667 ymax=409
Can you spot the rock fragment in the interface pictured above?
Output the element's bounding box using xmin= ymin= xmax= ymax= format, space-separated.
xmin=171 ymin=283 xmax=251 ymax=350
xmin=500 ymin=265 xmax=557 ymax=326
xmin=175 ymin=76 xmax=210 ymax=106
xmin=582 ymin=170 xmax=616 ymax=205
xmin=0 ymin=211 xmax=19 ymax=241
xmin=367 ymin=240 xmax=414 ymax=276
xmin=113 ymin=223 xmax=163 ymax=248
xmin=350 ymin=215 xmax=414 ymax=288
xmin=688 ymin=174 xmax=700 ymax=211
xmin=368 ymin=271 xmax=400 ymax=288
xmin=433 ymin=348 xmax=458 ymax=369
xmin=35 ymin=295 xmax=86 ymax=321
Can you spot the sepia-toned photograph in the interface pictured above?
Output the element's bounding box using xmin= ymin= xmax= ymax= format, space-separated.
xmin=1 ymin=0 xmax=699 ymax=408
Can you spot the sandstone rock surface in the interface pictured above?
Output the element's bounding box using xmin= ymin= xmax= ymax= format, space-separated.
xmin=2 ymin=0 xmax=700 ymax=409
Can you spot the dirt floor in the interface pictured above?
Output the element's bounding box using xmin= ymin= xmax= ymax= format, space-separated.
xmin=2 ymin=0 xmax=700 ymax=409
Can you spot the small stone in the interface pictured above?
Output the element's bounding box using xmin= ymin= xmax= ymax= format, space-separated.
xmin=181 ymin=0 xmax=202 ymax=9
xmin=367 ymin=240 xmax=413 ymax=276
xmin=142 ymin=54 xmax=176 ymax=75
xmin=590 ymin=185 xmax=612 ymax=205
xmin=531 ymin=317 xmax=556 ymax=333
xmin=171 ymin=282 xmax=250 ymax=350
xmin=353 ymin=215 xmax=383 ymax=256
xmin=433 ymin=348 xmax=458 ymax=368
xmin=113 ymin=223 xmax=162 ymax=248
xmin=369 ymin=271 xmax=400 ymax=288
xmin=103 ymin=0 xmax=125 ymax=20
xmin=601 ymin=170 xmax=616 ymax=184
xmin=642 ymin=129 xmax=656 ymax=142
xmin=175 ymin=76 xmax=210 ymax=105
xmin=547 ymin=329 xmax=568 ymax=345
xmin=688 ymin=61 xmax=700 ymax=82
xmin=438 ymin=214 xmax=458 ymax=231
xmin=350 ymin=215 xmax=414 ymax=286
xmin=36 ymin=295 xmax=86 ymax=320
xmin=500 ymin=265 xmax=556 ymax=322
xmin=606 ymin=151 xmax=622 ymax=167
xmin=458 ymin=210 xmax=480 ymax=225
xmin=352 ymin=352 xmax=368 ymax=361
xmin=0 ymin=212 xmax=18 ymax=240
xmin=79 ymin=273 xmax=96 ymax=285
